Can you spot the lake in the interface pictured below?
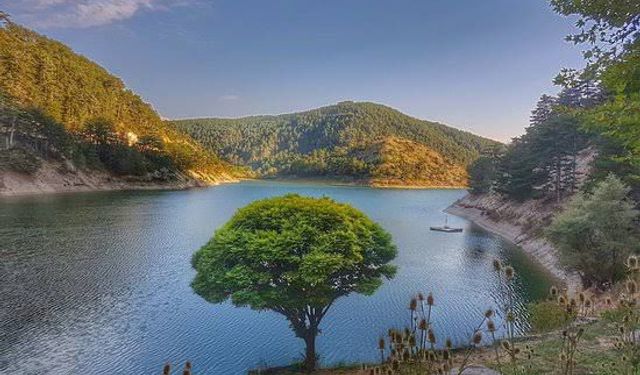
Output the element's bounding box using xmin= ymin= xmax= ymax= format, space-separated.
xmin=0 ymin=181 xmax=553 ymax=374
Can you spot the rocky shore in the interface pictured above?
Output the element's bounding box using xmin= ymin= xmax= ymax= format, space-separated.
xmin=446 ymin=193 xmax=581 ymax=291
xmin=0 ymin=158 xmax=240 ymax=196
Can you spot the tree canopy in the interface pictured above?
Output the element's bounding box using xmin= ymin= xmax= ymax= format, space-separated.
xmin=546 ymin=175 xmax=639 ymax=286
xmin=469 ymin=0 xmax=640 ymax=202
xmin=172 ymin=102 xmax=498 ymax=186
xmin=191 ymin=194 xmax=397 ymax=370
xmin=0 ymin=19 xmax=241 ymax=180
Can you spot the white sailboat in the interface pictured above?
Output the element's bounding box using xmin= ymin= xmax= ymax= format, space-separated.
xmin=430 ymin=214 xmax=463 ymax=233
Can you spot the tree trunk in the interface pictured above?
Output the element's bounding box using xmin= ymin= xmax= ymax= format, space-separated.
xmin=303 ymin=331 xmax=317 ymax=372
xmin=556 ymin=157 xmax=561 ymax=203
xmin=9 ymin=116 xmax=16 ymax=148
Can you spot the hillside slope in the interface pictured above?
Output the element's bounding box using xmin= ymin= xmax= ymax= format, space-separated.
xmin=448 ymin=147 xmax=597 ymax=289
xmin=0 ymin=19 xmax=243 ymax=193
xmin=172 ymin=102 xmax=498 ymax=187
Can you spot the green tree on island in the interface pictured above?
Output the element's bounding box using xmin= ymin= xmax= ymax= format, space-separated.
xmin=191 ymin=194 xmax=397 ymax=371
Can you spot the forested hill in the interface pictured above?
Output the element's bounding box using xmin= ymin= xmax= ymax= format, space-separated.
xmin=0 ymin=18 xmax=242 ymax=183
xmin=172 ymin=102 xmax=498 ymax=187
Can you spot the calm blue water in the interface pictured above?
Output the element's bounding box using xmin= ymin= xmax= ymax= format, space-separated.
xmin=0 ymin=181 xmax=552 ymax=374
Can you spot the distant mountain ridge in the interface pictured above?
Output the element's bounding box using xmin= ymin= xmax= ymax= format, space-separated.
xmin=171 ymin=101 xmax=499 ymax=187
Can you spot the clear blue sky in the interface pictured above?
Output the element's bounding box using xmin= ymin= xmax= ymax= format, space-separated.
xmin=3 ymin=0 xmax=585 ymax=141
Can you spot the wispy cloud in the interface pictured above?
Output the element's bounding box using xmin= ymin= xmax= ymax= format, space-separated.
xmin=7 ymin=0 xmax=192 ymax=28
xmin=219 ymin=94 xmax=240 ymax=101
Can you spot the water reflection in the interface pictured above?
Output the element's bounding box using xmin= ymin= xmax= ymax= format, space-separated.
xmin=0 ymin=182 xmax=553 ymax=374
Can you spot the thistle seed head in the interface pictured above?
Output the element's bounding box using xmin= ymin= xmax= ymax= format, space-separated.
xmin=504 ymin=266 xmax=515 ymax=280
xmin=558 ymin=295 xmax=567 ymax=305
xmin=501 ymin=340 xmax=511 ymax=350
xmin=472 ymin=331 xmax=483 ymax=345
xmin=409 ymin=297 xmax=418 ymax=311
xmin=409 ymin=335 xmax=416 ymax=347
xmin=419 ymin=318 xmax=427 ymax=331
xmin=492 ymin=259 xmax=502 ymax=272
xmin=426 ymin=292 xmax=434 ymax=306
xmin=428 ymin=329 xmax=436 ymax=344
xmin=487 ymin=319 xmax=496 ymax=332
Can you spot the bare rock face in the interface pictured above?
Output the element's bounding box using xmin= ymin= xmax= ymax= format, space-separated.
xmin=63 ymin=159 xmax=77 ymax=174
xmin=450 ymin=365 xmax=500 ymax=374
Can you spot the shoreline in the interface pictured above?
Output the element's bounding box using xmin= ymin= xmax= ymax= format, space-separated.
xmin=0 ymin=159 xmax=246 ymax=197
xmin=446 ymin=195 xmax=581 ymax=291
xmin=261 ymin=176 xmax=467 ymax=190
xmin=0 ymin=175 xmax=464 ymax=197
xmin=0 ymin=179 xmax=230 ymax=198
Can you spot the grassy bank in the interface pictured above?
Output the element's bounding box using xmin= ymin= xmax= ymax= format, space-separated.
xmin=257 ymin=315 xmax=626 ymax=374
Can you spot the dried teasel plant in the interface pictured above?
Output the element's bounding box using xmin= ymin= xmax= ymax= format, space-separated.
xmin=492 ymin=259 xmax=519 ymax=367
xmin=610 ymin=255 xmax=640 ymax=374
xmin=161 ymin=361 xmax=193 ymax=375
xmin=559 ymin=327 xmax=584 ymax=375
xmin=375 ymin=292 xmax=484 ymax=375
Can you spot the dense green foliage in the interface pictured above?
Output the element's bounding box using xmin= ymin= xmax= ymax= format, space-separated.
xmin=468 ymin=145 xmax=504 ymax=194
xmin=466 ymin=0 xmax=640 ymax=292
xmin=579 ymin=49 xmax=640 ymax=199
xmin=528 ymin=301 xmax=576 ymax=333
xmin=0 ymin=93 xmax=184 ymax=177
xmin=0 ymin=146 xmax=41 ymax=173
xmin=553 ymin=0 xmax=640 ymax=198
xmin=468 ymin=157 xmax=497 ymax=194
xmin=0 ymin=19 xmax=240 ymax=179
xmin=551 ymin=0 xmax=639 ymax=73
xmin=546 ymin=175 xmax=639 ymax=286
xmin=172 ymin=102 xmax=498 ymax=186
xmin=469 ymin=1 xmax=639 ymax=202
xmin=191 ymin=194 xmax=397 ymax=370
xmin=469 ymin=92 xmax=592 ymax=202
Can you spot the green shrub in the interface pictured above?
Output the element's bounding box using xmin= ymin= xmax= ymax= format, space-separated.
xmin=528 ymin=301 xmax=575 ymax=333
xmin=602 ymin=306 xmax=638 ymax=325
xmin=0 ymin=147 xmax=42 ymax=174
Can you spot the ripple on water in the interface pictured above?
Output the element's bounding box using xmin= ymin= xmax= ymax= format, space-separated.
xmin=0 ymin=183 xmax=552 ymax=374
